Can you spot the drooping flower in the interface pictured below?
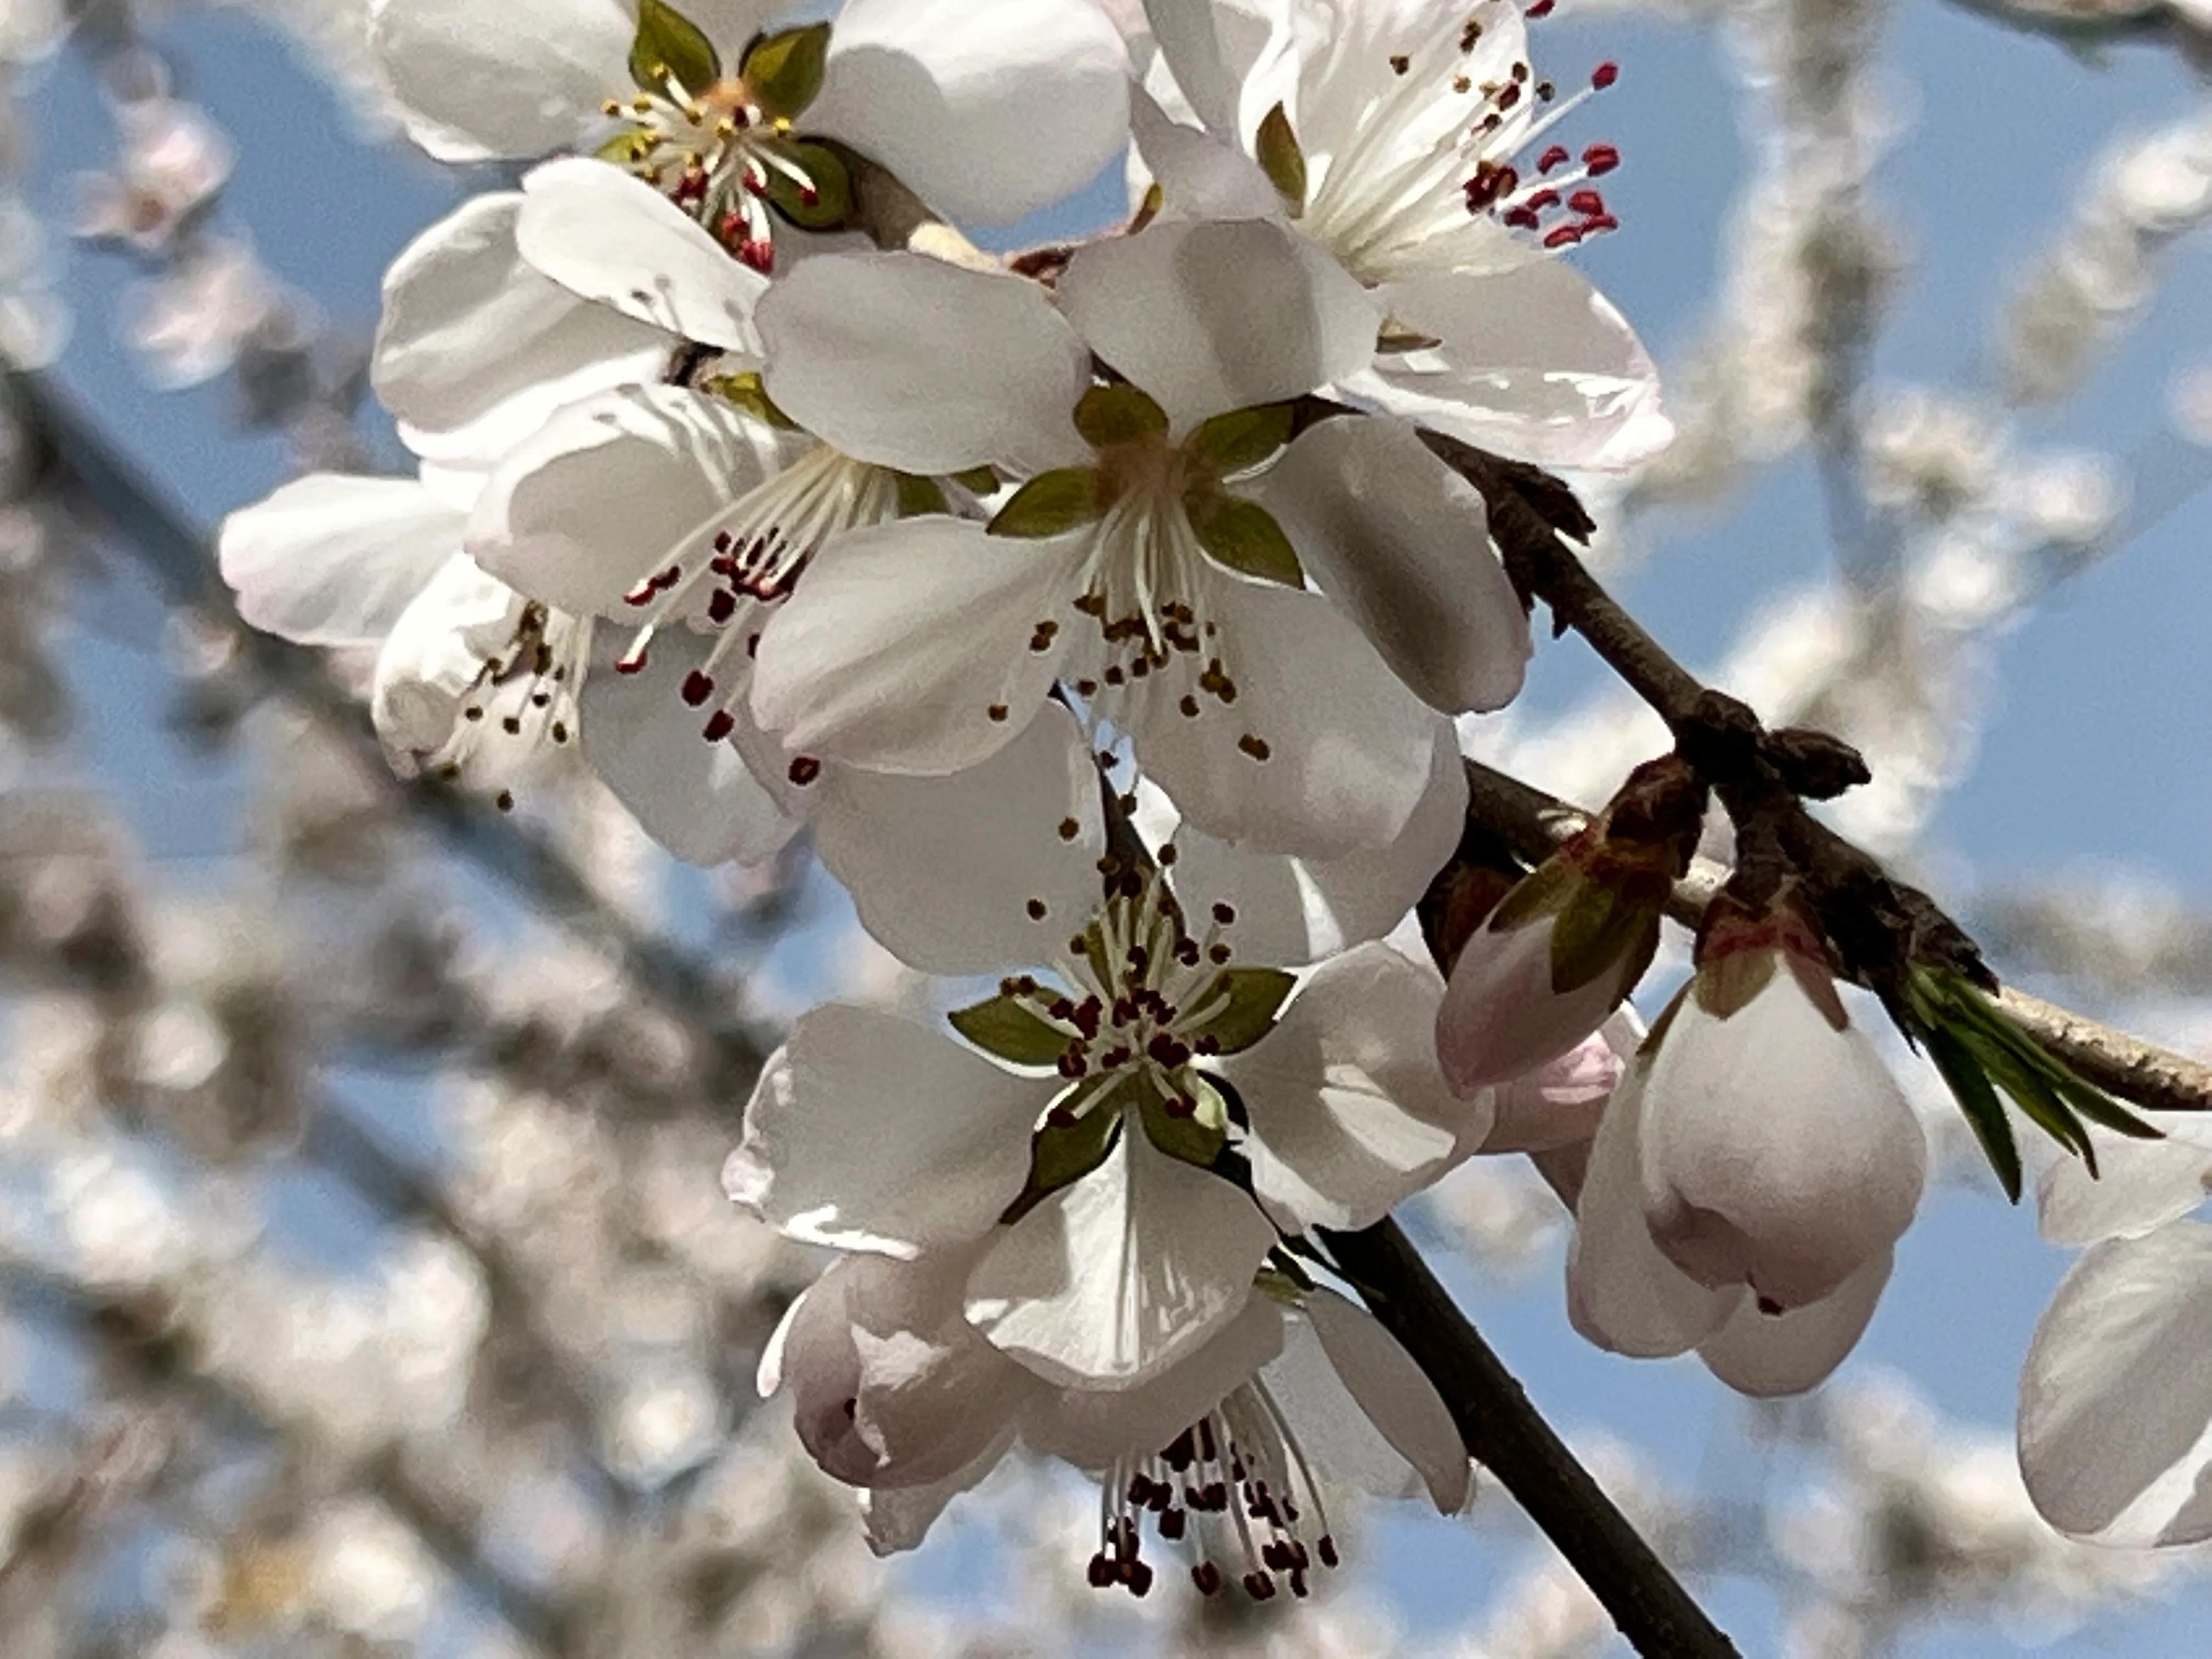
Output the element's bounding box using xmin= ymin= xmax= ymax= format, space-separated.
xmin=368 ymin=0 xmax=1132 ymax=237
xmin=743 ymin=222 xmax=1532 ymax=857
xmin=765 ymin=1245 xmax=1471 ymax=1597
xmin=1134 ymin=0 xmax=1668 ymax=469
xmin=726 ymin=828 xmax=1487 ymax=1390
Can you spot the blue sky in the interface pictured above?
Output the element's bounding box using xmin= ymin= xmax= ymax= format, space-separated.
xmin=22 ymin=3 xmax=2212 ymax=1651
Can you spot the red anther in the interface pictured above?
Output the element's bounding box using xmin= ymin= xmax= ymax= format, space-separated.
xmin=1317 ymin=1535 xmax=1340 ymax=1568
xmin=702 ymin=710 xmax=737 ymax=742
xmin=1582 ymin=212 xmax=1620 ymax=233
xmin=622 ymin=582 xmax=658 ymax=607
xmin=718 ymin=211 xmax=744 ymax=244
xmin=707 ymin=589 xmax=738 ymax=624
xmin=1503 ymin=205 xmax=1542 ymax=230
xmin=1086 ymin=1555 xmax=1115 ymax=1589
xmin=1496 ymin=81 xmax=1521 ymax=110
xmin=1192 ymin=1562 xmax=1222 ymax=1595
xmin=798 ymin=183 xmax=821 ymax=206
xmin=1582 ymin=142 xmax=1621 ymax=174
xmin=1523 ymin=187 xmax=1560 ymax=211
xmin=681 ymin=670 xmax=715 ymax=706
xmin=738 ymin=238 xmax=775 ymax=273
xmin=1568 ymin=188 xmax=1606 ymax=215
xmin=1047 ymin=1103 xmax=1079 ymax=1127
xmin=1127 ymin=1561 xmax=1154 ymax=1598
xmin=1527 ymin=0 xmax=1555 ymax=14
xmin=1592 ymin=60 xmax=1620 ymax=88
xmin=788 ymin=755 xmax=822 ymax=786
xmin=1538 ymin=144 xmax=1570 ymax=173
xmin=1543 ymin=224 xmax=1585 ymax=248
xmin=615 ymin=649 xmax=650 ymax=674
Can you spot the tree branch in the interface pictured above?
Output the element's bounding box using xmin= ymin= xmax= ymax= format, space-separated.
xmin=1323 ymin=1219 xmax=1739 ymax=1657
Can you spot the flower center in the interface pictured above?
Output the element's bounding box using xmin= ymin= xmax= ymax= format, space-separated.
xmin=435 ymin=603 xmax=594 ymax=811
xmin=601 ymin=76 xmax=830 ymax=273
xmin=612 ymin=441 xmax=901 ymax=743
xmin=1088 ymin=1382 xmax=1339 ymax=1600
xmin=1296 ymin=8 xmax=1623 ymax=281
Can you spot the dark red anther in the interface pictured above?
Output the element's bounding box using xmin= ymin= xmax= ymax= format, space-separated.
xmin=738 ymin=238 xmax=775 ymax=273
xmin=1582 ymin=212 xmax=1620 ymax=233
xmin=1496 ymin=81 xmax=1521 ymax=110
xmin=1523 ymin=187 xmax=1560 ymax=212
xmin=707 ymin=589 xmax=738 ymax=624
xmin=1087 ymin=1554 xmax=1115 ymax=1589
xmin=1583 ymin=142 xmax=1621 ymax=174
xmin=798 ymin=183 xmax=821 ymax=206
xmin=1317 ymin=1535 xmax=1340 ymax=1568
xmin=1504 ymin=205 xmax=1542 ymax=230
xmin=681 ymin=670 xmax=715 ymax=707
xmin=1543 ymin=224 xmax=1585 ymax=248
xmin=1538 ymin=143 xmax=1570 ymax=173
xmin=615 ymin=650 xmax=649 ymax=675
xmin=1527 ymin=0 xmax=1555 ymax=14
xmin=1192 ymin=1562 xmax=1222 ymax=1595
xmin=1592 ymin=60 xmax=1620 ymax=88
xmin=702 ymin=710 xmax=737 ymax=742
xmin=1568 ymin=188 xmax=1606 ymax=215
xmin=788 ymin=755 xmax=822 ymax=786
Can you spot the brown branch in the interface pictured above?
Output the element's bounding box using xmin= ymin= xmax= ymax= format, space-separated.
xmin=1323 ymin=1219 xmax=1740 ymax=1657
xmin=1458 ymin=755 xmax=2212 ymax=1115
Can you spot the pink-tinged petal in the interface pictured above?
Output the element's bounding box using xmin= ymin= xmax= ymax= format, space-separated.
xmin=724 ymin=1005 xmax=1043 ymax=1256
xmin=749 ymin=517 xmax=1078 ymax=775
xmin=759 ymin=252 xmax=1091 ymax=476
xmin=375 ymin=192 xmax=667 ymax=465
xmin=219 ymin=473 xmax=464 ymax=646
xmin=1258 ymin=415 xmax=1530 ymax=714
xmin=369 ymin=0 xmax=629 ymax=161
xmin=1159 ymin=724 xmax=1465 ymax=967
xmin=1028 ymin=1296 xmax=1285 ymax=1470
xmin=1566 ymin=1062 xmax=1740 ymax=1358
xmin=1122 ymin=572 xmax=1440 ymax=859
xmin=1058 ymin=218 xmax=1380 ymax=433
xmin=806 ymin=705 xmax=1107 ymax=976
xmin=515 ymin=159 xmax=769 ymax=351
xmin=1344 ymin=263 xmax=1673 ymax=472
xmin=1697 ymin=1248 xmax=1891 ymax=1398
xmin=2019 ymin=1221 xmax=2212 ymax=1545
xmin=1480 ymin=1012 xmax=1637 ymax=1157
xmin=1639 ymin=971 xmax=1926 ymax=1311
xmin=1437 ymin=906 xmax=1637 ymax=1096
xmin=1221 ymin=942 xmax=1480 ymax=1232
xmin=965 ymin=1127 xmax=1277 ymax=1389
xmin=814 ymin=0 xmax=1132 ymax=226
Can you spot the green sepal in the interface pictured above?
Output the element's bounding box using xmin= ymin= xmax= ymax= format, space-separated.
xmin=952 ymin=465 xmax=1001 ymax=495
xmin=1923 ymin=1023 xmax=2023 ymax=1202
xmin=762 ymin=140 xmax=855 ymax=229
xmin=741 ymin=21 xmax=831 ymax=121
xmin=1935 ymin=969 xmax=2163 ymax=1144
xmin=1691 ymin=946 xmax=1778 ymax=1020
xmin=1549 ymin=884 xmax=1657 ymax=998
xmin=630 ymin=0 xmax=720 ymax=95
xmin=1184 ymin=967 xmax=1296 ymax=1057
xmin=1079 ymin=918 xmax=1114 ymax=992
xmin=1138 ymin=1073 xmax=1229 ymax=1169
xmin=1485 ymin=856 xmax=1581 ymax=935
xmin=1187 ymin=402 xmax=1296 ymax=475
xmin=1192 ymin=495 xmax=1304 ymax=587
xmin=1956 ymin=1021 xmax=2094 ymax=1170
xmin=948 ymin=994 xmax=1070 ymax=1067
xmin=706 ymin=369 xmax=797 ymax=429
xmin=895 ymin=473 xmax=950 ymax=518
xmin=1002 ymin=1106 xmax=1121 ymax=1223
xmin=1075 ymin=382 xmax=1171 ymax=449
xmin=1255 ymin=102 xmax=1307 ymax=213
xmin=989 ymin=467 xmax=1108 ymax=538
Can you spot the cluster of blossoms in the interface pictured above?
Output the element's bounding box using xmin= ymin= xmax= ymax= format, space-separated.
xmin=212 ymin=0 xmax=2188 ymax=1609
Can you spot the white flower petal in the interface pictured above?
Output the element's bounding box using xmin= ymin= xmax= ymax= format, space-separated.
xmin=1302 ymin=1286 xmax=1469 ymax=1513
xmin=815 ymin=0 xmax=1132 ymax=226
xmin=470 ymin=383 xmax=798 ymax=617
xmin=2019 ymin=1221 xmax=2212 ymax=1545
xmin=1223 ymin=942 xmax=1479 ymax=1232
xmin=578 ymin=629 xmax=798 ymax=867
xmin=368 ymin=555 xmax=529 ymax=769
xmin=1259 ymin=415 xmax=1530 ymax=714
xmin=1141 ymin=0 xmax=1290 ymax=137
xmin=1566 ymin=1062 xmax=1741 ymax=1358
xmin=1639 ymin=972 xmax=1926 ymax=1310
xmin=374 ymin=192 xmax=667 ymax=465
xmin=1697 ymin=1247 xmax=1891 ymax=1399
xmin=1480 ymin=1015 xmax=1633 ymax=1157
xmin=369 ymin=0 xmax=629 ymax=161
xmin=808 ymin=704 xmax=1107 ymax=975
xmin=2039 ymin=1119 xmax=2212 ymax=1247
xmin=515 ymin=157 xmax=769 ymax=351
xmin=219 ymin=473 xmax=464 ymax=646
xmin=1343 ymin=264 xmax=1673 ymax=472
xmin=1125 ymin=572 xmax=1440 ymax=858
xmin=1161 ymin=723 xmax=1465 ymax=966
xmin=1028 ymin=1296 xmax=1285 ymax=1470
xmin=1129 ymin=85 xmax=1282 ymax=219
xmin=862 ymin=1434 xmax=1016 ymax=1555
xmin=1438 ymin=895 xmax=1638 ymax=1096
xmin=749 ymin=516 xmax=1076 ymax=775
xmin=759 ymin=252 xmax=1091 ymax=476
xmin=725 ymin=1005 xmax=1042 ymax=1255
xmin=965 ymin=1126 xmax=1277 ymax=1389
xmin=1058 ymin=218 xmax=1380 ymax=432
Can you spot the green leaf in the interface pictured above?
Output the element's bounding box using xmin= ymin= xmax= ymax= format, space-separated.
xmin=1549 ymin=885 xmax=1657 ymax=997
xmin=761 ymin=140 xmax=854 ymax=229
xmin=2049 ymin=1067 xmax=2166 ymax=1142
xmin=740 ymin=21 xmax=831 ymax=121
xmin=1192 ymin=495 xmax=1304 ymax=586
xmin=948 ymin=994 xmax=1070 ymax=1067
xmin=1183 ymin=967 xmax=1296 ymax=1057
xmin=630 ymin=0 xmax=720 ymax=95
xmin=1933 ymin=968 xmax=2164 ymax=1144
xmin=706 ymin=370 xmax=797 ymax=429
xmin=1138 ymin=1074 xmax=1229 ymax=1169
xmin=1925 ymin=1025 xmax=2023 ymax=1202
xmin=1187 ymin=403 xmax=1296 ymax=475
xmin=988 ymin=468 xmax=1107 ymax=538
xmin=1958 ymin=1023 xmax=2095 ymax=1169
xmin=895 ymin=473 xmax=949 ymax=518
xmin=1074 ymin=382 xmax=1170 ymax=450
xmin=1255 ymin=102 xmax=1307 ymax=213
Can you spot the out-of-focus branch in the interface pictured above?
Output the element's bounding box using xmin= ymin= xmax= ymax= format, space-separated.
xmin=1459 ymin=755 xmax=2212 ymax=1114
xmin=1944 ymin=0 xmax=2211 ymax=63
xmin=8 ymin=368 xmax=763 ymax=1085
xmin=1324 ymin=1219 xmax=1740 ymax=1658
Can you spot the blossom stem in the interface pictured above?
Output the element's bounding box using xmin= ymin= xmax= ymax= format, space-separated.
xmin=1319 ymin=1217 xmax=1740 ymax=1658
